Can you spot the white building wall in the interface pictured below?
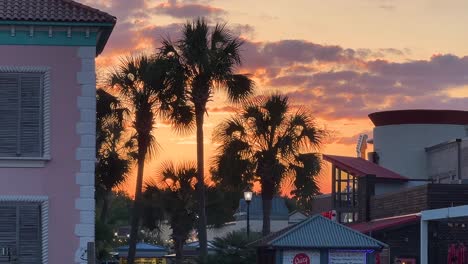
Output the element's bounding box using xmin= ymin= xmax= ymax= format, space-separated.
xmin=373 ymin=124 xmax=467 ymax=184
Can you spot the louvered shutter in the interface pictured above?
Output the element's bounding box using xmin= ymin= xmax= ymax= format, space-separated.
xmin=18 ymin=204 xmax=41 ymax=263
xmin=19 ymin=75 xmax=42 ymax=157
xmin=0 ymin=73 xmax=42 ymax=157
xmin=0 ymin=205 xmax=17 ymax=263
xmin=0 ymin=75 xmax=19 ymax=157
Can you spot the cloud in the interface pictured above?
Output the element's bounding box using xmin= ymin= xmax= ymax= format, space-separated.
xmin=334 ymin=130 xmax=373 ymax=145
xmin=268 ymin=53 xmax=468 ymax=120
xmin=77 ymin=0 xmax=147 ymax=21
xmin=153 ymin=0 xmax=226 ymax=19
xmin=207 ymin=106 xmax=238 ymax=114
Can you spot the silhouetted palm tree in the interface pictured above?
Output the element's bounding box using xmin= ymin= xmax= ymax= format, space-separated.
xmin=213 ymin=95 xmax=325 ymax=235
xmin=96 ymin=89 xmax=133 ymax=224
xmin=159 ymin=18 xmax=255 ymax=256
xmin=109 ymin=55 xmax=191 ymax=264
xmin=143 ymin=162 xmax=198 ymax=264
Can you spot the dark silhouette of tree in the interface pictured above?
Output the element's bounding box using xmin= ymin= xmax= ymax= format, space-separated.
xmin=159 ymin=18 xmax=255 ymax=256
xmin=143 ymin=162 xmax=198 ymax=264
xmin=96 ymin=89 xmax=133 ymax=224
xmin=109 ymin=55 xmax=192 ymax=264
xmin=212 ymin=95 xmax=325 ymax=235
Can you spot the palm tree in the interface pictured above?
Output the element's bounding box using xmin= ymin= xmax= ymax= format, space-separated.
xmin=159 ymin=18 xmax=255 ymax=256
xmin=96 ymin=89 xmax=133 ymax=224
xmin=212 ymin=94 xmax=325 ymax=235
xmin=143 ymin=162 xmax=198 ymax=264
xmin=109 ymin=55 xmax=191 ymax=264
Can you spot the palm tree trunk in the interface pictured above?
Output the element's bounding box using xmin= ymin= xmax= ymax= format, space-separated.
xmin=174 ymin=237 xmax=184 ymax=264
xmin=127 ymin=149 xmax=147 ymax=264
xmin=261 ymin=192 xmax=273 ymax=236
xmin=99 ymin=191 xmax=111 ymax=224
xmin=195 ymin=109 xmax=208 ymax=257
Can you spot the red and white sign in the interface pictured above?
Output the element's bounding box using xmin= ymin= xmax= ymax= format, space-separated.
xmin=293 ymin=253 xmax=310 ymax=264
xmin=283 ymin=251 xmax=319 ymax=264
xmin=321 ymin=210 xmax=337 ymax=221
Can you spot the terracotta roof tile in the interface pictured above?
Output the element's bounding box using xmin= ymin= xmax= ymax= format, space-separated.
xmin=0 ymin=0 xmax=116 ymax=23
xmin=323 ymin=154 xmax=408 ymax=180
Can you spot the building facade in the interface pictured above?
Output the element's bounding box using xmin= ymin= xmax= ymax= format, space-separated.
xmin=0 ymin=1 xmax=115 ymax=263
xmin=318 ymin=110 xmax=468 ymax=264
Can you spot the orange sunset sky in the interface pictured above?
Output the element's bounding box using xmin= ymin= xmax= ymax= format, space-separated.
xmin=80 ymin=0 xmax=468 ymax=196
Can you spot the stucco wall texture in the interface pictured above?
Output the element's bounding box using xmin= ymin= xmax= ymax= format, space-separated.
xmin=0 ymin=45 xmax=82 ymax=263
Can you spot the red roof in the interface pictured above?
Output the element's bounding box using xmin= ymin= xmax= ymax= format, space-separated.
xmin=347 ymin=214 xmax=420 ymax=233
xmin=323 ymin=154 xmax=408 ymax=180
xmin=0 ymin=0 xmax=116 ymax=23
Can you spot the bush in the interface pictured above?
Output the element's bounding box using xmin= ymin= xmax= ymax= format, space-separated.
xmin=200 ymin=230 xmax=261 ymax=264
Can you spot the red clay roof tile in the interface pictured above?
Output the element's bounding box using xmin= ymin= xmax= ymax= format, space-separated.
xmin=0 ymin=0 xmax=116 ymax=23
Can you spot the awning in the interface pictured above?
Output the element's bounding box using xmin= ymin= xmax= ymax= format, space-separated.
xmin=347 ymin=214 xmax=420 ymax=233
xmin=323 ymin=154 xmax=408 ymax=180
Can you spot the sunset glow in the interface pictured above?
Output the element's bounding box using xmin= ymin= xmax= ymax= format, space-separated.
xmin=81 ymin=0 xmax=468 ymax=196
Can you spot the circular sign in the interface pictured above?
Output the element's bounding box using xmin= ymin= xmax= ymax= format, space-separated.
xmin=293 ymin=253 xmax=310 ymax=264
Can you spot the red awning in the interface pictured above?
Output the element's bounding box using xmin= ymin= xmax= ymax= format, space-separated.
xmin=323 ymin=154 xmax=408 ymax=180
xmin=347 ymin=214 xmax=420 ymax=233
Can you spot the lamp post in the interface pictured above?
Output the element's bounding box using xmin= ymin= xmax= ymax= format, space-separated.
xmin=244 ymin=189 xmax=253 ymax=238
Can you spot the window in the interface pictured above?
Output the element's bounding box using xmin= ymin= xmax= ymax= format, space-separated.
xmin=0 ymin=203 xmax=42 ymax=263
xmin=0 ymin=73 xmax=42 ymax=158
xmin=0 ymin=67 xmax=50 ymax=166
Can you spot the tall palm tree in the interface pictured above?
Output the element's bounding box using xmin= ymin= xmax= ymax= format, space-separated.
xmin=159 ymin=18 xmax=255 ymax=256
xmin=96 ymin=89 xmax=133 ymax=224
xmin=212 ymin=95 xmax=325 ymax=235
xmin=109 ymin=55 xmax=191 ymax=264
xmin=143 ymin=162 xmax=198 ymax=264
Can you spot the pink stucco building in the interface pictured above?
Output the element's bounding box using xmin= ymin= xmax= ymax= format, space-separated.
xmin=0 ymin=1 xmax=115 ymax=263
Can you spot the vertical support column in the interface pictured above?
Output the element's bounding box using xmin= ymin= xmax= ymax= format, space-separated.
xmin=357 ymin=174 xmax=376 ymax=222
xmin=420 ymin=219 xmax=428 ymax=264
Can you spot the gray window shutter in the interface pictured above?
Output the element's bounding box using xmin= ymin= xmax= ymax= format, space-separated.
xmin=0 ymin=76 xmax=19 ymax=157
xmin=19 ymin=75 xmax=42 ymax=157
xmin=18 ymin=204 xmax=42 ymax=263
xmin=0 ymin=206 xmax=17 ymax=263
xmin=0 ymin=74 xmax=42 ymax=157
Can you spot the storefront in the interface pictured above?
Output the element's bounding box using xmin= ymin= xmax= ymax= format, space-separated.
xmin=116 ymin=243 xmax=168 ymax=264
xmin=255 ymin=215 xmax=387 ymax=264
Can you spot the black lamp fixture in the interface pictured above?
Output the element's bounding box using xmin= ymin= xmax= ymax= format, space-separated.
xmin=244 ymin=189 xmax=253 ymax=238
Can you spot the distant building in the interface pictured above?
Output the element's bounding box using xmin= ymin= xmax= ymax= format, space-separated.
xmin=316 ymin=109 xmax=468 ymax=264
xmin=116 ymin=243 xmax=168 ymax=264
xmin=254 ymin=215 xmax=386 ymax=264
xmin=207 ymin=195 xmax=302 ymax=240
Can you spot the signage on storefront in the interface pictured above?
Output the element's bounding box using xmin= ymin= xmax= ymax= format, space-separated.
xmin=293 ymin=253 xmax=310 ymax=264
xmin=329 ymin=250 xmax=366 ymax=264
xmin=283 ymin=251 xmax=320 ymax=264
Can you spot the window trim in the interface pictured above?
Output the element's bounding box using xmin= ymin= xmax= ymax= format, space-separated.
xmin=0 ymin=195 xmax=48 ymax=264
xmin=0 ymin=66 xmax=51 ymax=167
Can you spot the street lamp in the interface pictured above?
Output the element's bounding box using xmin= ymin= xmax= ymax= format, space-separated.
xmin=244 ymin=189 xmax=253 ymax=238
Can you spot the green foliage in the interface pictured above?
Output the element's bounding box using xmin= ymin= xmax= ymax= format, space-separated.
xmin=95 ymin=217 xmax=114 ymax=260
xmin=201 ymin=231 xmax=261 ymax=264
xmin=205 ymin=187 xmax=238 ymax=227
xmin=109 ymin=55 xmax=195 ymax=263
xmin=106 ymin=191 xmax=133 ymax=226
xmin=159 ymin=18 xmax=255 ymax=256
xmin=95 ymin=191 xmax=133 ymax=261
xmin=95 ymin=89 xmax=133 ymax=215
xmin=143 ymin=162 xmax=198 ymax=262
xmin=212 ymin=94 xmax=326 ymax=234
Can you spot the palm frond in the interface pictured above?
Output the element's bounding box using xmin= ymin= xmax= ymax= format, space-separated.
xmin=224 ymin=74 xmax=255 ymax=103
